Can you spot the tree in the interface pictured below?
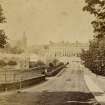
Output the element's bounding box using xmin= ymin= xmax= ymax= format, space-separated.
xmin=0 ymin=4 xmax=7 ymax=48
xmin=81 ymin=0 xmax=105 ymax=75
xmin=83 ymin=0 xmax=105 ymax=39
xmin=0 ymin=30 xmax=7 ymax=48
xmin=0 ymin=4 xmax=6 ymax=23
xmin=10 ymin=46 xmax=24 ymax=54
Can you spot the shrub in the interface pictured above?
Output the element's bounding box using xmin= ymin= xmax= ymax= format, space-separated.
xmin=29 ymin=61 xmax=37 ymax=68
xmin=81 ymin=0 xmax=105 ymax=76
xmin=58 ymin=62 xmax=64 ymax=66
xmin=0 ymin=60 xmax=7 ymax=66
xmin=49 ymin=62 xmax=54 ymax=67
xmin=80 ymin=40 xmax=105 ymax=76
xmin=8 ymin=60 xmax=17 ymax=66
xmin=36 ymin=60 xmax=45 ymax=67
xmin=52 ymin=59 xmax=59 ymax=66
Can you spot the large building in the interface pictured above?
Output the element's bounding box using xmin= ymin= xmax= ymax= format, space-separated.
xmin=46 ymin=41 xmax=89 ymax=57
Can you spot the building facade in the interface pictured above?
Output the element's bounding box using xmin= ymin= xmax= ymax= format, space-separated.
xmin=46 ymin=41 xmax=89 ymax=57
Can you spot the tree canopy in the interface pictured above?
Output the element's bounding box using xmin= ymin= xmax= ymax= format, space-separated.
xmin=0 ymin=4 xmax=7 ymax=48
xmin=83 ymin=0 xmax=105 ymax=39
xmin=0 ymin=4 xmax=6 ymax=23
xmin=81 ymin=0 xmax=105 ymax=75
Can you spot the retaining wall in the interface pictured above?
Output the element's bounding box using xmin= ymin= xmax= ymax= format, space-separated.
xmin=0 ymin=75 xmax=45 ymax=92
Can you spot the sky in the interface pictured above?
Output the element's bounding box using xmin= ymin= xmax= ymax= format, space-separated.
xmin=0 ymin=0 xmax=94 ymax=45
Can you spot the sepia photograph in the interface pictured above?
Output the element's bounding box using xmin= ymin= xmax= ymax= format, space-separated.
xmin=0 ymin=0 xmax=105 ymax=105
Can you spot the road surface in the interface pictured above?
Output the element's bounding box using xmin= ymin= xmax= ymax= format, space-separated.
xmin=0 ymin=57 xmax=99 ymax=105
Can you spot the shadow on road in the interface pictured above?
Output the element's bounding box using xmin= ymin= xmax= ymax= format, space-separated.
xmin=37 ymin=91 xmax=100 ymax=105
xmin=3 ymin=91 xmax=101 ymax=105
xmin=2 ymin=91 xmax=101 ymax=105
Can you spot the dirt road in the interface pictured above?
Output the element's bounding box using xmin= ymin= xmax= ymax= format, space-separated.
xmin=0 ymin=57 xmax=99 ymax=105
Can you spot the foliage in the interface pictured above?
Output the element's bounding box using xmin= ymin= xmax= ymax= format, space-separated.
xmin=83 ymin=0 xmax=105 ymax=39
xmin=0 ymin=30 xmax=7 ymax=48
xmin=81 ymin=0 xmax=105 ymax=75
xmin=52 ymin=59 xmax=59 ymax=66
xmin=58 ymin=62 xmax=64 ymax=66
xmin=8 ymin=60 xmax=17 ymax=66
xmin=0 ymin=4 xmax=7 ymax=48
xmin=29 ymin=60 xmax=45 ymax=68
xmin=10 ymin=46 xmax=24 ymax=54
xmin=0 ymin=59 xmax=17 ymax=67
xmin=0 ymin=4 xmax=6 ymax=23
xmin=0 ymin=59 xmax=7 ymax=66
xmin=29 ymin=61 xmax=37 ymax=68
xmin=48 ymin=59 xmax=59 ymax=67
xmin=36 ymin=60 xmax=45 ymax=67
xmin=49 ymin=62 xmax=54 ymax=68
